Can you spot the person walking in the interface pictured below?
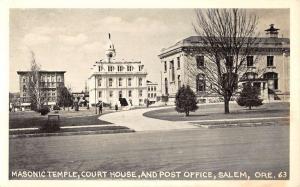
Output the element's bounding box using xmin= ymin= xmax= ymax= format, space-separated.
xmin=99 ymin=102 xmax=103 ymax=114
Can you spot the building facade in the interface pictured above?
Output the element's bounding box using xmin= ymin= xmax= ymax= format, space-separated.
xmin=88 ymin=34 xmax=148 ymax=107
xmin=146 ymin=80 xmax=158 ymax=104
xmin=17 ymin=71 xmax=66 ymax=110
xmin=158 ymin=24 xmax=290 ymax=103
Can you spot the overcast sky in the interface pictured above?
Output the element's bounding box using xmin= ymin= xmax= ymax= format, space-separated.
xmin=9 ymin=9 xmax=289 ymax=92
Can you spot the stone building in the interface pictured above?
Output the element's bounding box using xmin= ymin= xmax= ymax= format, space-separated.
xmin=17 ymin=70 xmax=66 ymax=110
xmin=88 ymin=34 xmax=148 ymax=107
xmin=158 ymin=24 xmax=289 ymax=103
xmin=146 ymin=80 xmax=158 ymax=104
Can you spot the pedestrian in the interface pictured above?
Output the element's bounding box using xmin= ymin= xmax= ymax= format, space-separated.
xmin=115 ymin=104 xmax=118 ymax=111
xmin=98 ymin=101 xmax=103 ymax=114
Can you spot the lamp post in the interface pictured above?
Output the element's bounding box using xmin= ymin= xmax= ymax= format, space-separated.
xmin=94 ymin=75 xmax=97 ymax=114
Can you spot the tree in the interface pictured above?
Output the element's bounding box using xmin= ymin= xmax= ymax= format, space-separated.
xmin=57 ymin=86 xmax=73 ymax=110
xmin=236 ymin=82 xmax=263 ymax=110
xmin=175 ymin=85 xmax=198 ymax=116
xmin=26 ymin=51 xmax=48 ymax=111
xmin=192 ymin=9 xmax=259 ymax=114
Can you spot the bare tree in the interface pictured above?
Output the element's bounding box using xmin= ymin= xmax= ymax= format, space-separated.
xmin=26 ymin=51 xmax=48 ymax=111
xmin=191 ymin=9 xmax=259 ymax=114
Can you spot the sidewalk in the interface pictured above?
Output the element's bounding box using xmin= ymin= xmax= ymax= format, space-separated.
xmin=99 ymin=107 xmax=198 ymax=132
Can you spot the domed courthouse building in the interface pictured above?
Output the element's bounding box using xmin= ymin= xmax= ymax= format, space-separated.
xmin=88 ymin=34 xmax=148 ymax=107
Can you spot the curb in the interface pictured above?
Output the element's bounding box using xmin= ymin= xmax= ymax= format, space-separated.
xmin=9 ymin=129 xmax=135 ymax=139
xmin=195 ymin=121 xmax=288 ymax=129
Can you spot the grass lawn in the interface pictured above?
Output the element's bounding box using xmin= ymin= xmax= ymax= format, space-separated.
xmin=9 ymin=108 xmax=112 ymax=129
xmin=143 ymin=102 xmax=289 ymax=121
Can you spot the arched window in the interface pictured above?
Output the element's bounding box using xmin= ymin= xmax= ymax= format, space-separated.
xmin=196 ymin=74 xmax=206 ymax=92
xmin=242 ymin=72 xmax=258 ymax=80
xmin=165 ymin=78 xmax=168 ymax=95
xmin=263 ymin=72 xmax=278 ymax=90
xmin=177 ymin=75 xmax=181 ymax=89
xmin=119 ymin=78 xmax=122 ymax=86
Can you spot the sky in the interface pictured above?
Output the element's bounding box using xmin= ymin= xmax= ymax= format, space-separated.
xmin=9 ymin=9 xmax=289 ymax=92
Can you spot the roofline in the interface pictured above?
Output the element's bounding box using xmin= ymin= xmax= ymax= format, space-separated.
xmin=158 ymin=35 xmax=290 ymax=59
xmin=17 ymin=70 xmax=66 ymax=74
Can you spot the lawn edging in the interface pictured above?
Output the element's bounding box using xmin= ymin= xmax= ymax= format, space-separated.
xmin=9 ymin=128 xmax=135 ymax=139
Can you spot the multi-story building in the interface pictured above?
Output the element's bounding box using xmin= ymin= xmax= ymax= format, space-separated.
xmin=88 ymin=34 xmax=148 ymax=107
xmin=17 ymin=71 xmax=66 ymax=110
xmin=158 ymin=24 xmax=290 ymax=103
xmin=146 ymin=80 xmax=158 ymax=104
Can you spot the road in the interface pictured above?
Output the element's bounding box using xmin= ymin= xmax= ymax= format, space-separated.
xmin=9 ymin=125 xmax=289 ymax=180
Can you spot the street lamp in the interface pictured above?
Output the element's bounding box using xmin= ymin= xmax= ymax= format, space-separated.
xmin=94 ymin=75 xmax=97 ymax=114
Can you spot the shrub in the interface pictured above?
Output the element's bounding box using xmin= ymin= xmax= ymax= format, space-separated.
xmin=236 ymin=82 xmax=263 ymax=110
xmin=39 ymin=106 xmax=50 ymax=115
xmin=175 ymin=85 xmax=198 ymax=116
xmin=53 ymin=105 xmax=61 ymax=110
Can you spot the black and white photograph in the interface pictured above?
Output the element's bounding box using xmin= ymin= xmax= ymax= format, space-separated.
xmin=2 ymin=1 xmax=300 ymax=186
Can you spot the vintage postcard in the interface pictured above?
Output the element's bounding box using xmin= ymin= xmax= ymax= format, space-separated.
xmin=2 ymin=0 xmax=300 ymax=187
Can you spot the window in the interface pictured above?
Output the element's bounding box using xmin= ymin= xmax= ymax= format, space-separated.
xmin=177 ymin=57 xmax=180 ymax=69
xmin=165 ymin=78 xmax=168 ymax=95
xmin=127 ymin=65 xmax=133 ymax=71
xmin=138 ymin=78 xmax=143 ymax=86
xmin=109 ymin=78 xmax=113 ymax=87
xmin=226 ymin=56 xmax=233 ymax=68
xmin=57 ymin=76 xmax=61 ymax=82
xmin=51 ymin=75 xmax=55 ymax=82
xmin=267 ymin=56 xmax=274 ymax=67
xmin=242 ymin=72 xmax=257 ymax=80
xmin=148 ymin=93 xmax=151 ymax=98
xmin=108 ymin=66 xmax=114 ymax=72
xmin=164 ymin=61 xmax=167 ymax=72
xmin=109 ymin=91 xmax=113 ymax=97
xmin=128 ymin=90 xmax=132 ymax=97
xmin=196 ymin=74 xmax=206 ymax=92
xmin=247 ymin=56 xmax=254 ymax=67
xmin=139 ymin=65 xmax=144 ymax=71
xmin=117 ymin=66 xmax=123 ymax=72
xmin=154 ymin=87 xmax=156 ymax=91
xmin=154 ymin=93 xmax=156 ymax=97
xmin=139 ymin=90 xmax=143 ymax=97
xmin=23 ymin=93 xmax=26 ymax=97
xmin=98 ymin=91 xmax=102 ymax=98
xmin=196 ymin=56 xmax=205 ymax=68
xmin=151 ymin=93 xmax=153 ymax=98
xmin=178 ymin=75 xmax=181 ymax=89
xmin=98 ymin=66 xmax=103 ymax=72
xmin=119 ymin=91 xmax=122 ymax=98
xmin=128 ymin=78 xmax=132 ymax=86
xmin=118 ymin=78 xmax=122 ymax=86
xmin=23 ymin=85 xmax=26 ymax=92
xmin=151 ymin=86 xmax=153 ymax=91
xmin=264 ymin=72 xmax=278 ymax=90
xmin=52 ymin=93 xmax=55 ymax=96
xmin=23 ymin=77 xmax=26 ymax=83
xmin=98 ymin=78 xmax=102 ymax=87
xmin=170 ymin=60 xmax=175 ymax=82
xmin=148 ymin=87 xmax=150 ymax=91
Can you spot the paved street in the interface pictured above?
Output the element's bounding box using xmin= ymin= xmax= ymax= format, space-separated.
xmin=10 ymin=125 xmax=289 ymax=179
